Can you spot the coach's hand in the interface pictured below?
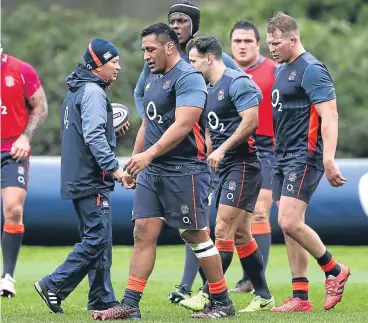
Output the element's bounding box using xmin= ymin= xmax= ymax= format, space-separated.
xmin=112 ymin=167 xmax=125 ymax=183
xmin=10 ymin=134 xmax=31 ymax=162
xmin=124 ymin=152 xmax=153 ymax=176
xmin=207 ymin=148 xmax=225 ymax=173
xmin=122 ymin=170 xmax=136 ymax=189
xmin=324 ymin=159 xmax=347 ymax=187
xmin=116 ymin=121 xmax=130 ymax=137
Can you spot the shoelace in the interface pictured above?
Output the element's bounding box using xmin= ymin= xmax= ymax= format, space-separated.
xmin=325 ymin=279 xmax=339 ymax=296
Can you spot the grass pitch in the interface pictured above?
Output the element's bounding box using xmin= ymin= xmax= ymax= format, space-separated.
xmin=1 ymin=245 xmax=368 ymax=322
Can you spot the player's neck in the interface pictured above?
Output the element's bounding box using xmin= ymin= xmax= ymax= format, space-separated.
xmin=164 ymin=53 xmax=181 ymax=75
xmin=179 ymin=42 xmax=188 ymax=54
xmin=208 ymin=61 xmax=227 ymax=86
xmin=287 ymin=45 xmax=306 ymax=64
xmin=235 ymin=54 xmax=260 ymax=71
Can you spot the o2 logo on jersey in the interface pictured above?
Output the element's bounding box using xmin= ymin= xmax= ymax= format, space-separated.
xmin=272 ymin=89 xmax=283 ymax=112
xmin=207 ymin=111 xmax=225 ymax=132
xmin=146 ymin=101 xmax=163 ymax=124
xmin=0 ymin=99 xmax=7 ymax=115
xmin=64 ymin=106 xmax=69 ymax=129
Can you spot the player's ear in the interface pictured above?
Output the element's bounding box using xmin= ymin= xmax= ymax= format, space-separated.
xmin=166 ymin=41 xmax=174 ymax=56
xmin=290 ymin=36 xmax=297 ymax=47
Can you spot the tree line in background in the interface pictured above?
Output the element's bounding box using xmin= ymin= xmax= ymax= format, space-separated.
xmin=2 ymin=0 xmax=368 ymax=157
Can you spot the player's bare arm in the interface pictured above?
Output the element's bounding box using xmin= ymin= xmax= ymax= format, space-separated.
xmin=208 ymin=106 xmax=258 ymax=172
xmin=121 ymin=119 xmax=148 ymax=189
xmin=132 ymin=118 xmax=147 ymax=156
xmin=10 ymin=87 xmax=48 ymax=162
xmin=124 ymin=106 xmax=202 ymax=176
xmin=205 ymin=128 xmax=213 ymax=156
xmin=315 ymin=99 xmax=347 ymax=187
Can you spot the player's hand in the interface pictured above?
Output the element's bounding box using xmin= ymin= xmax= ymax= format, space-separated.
xmin=116 ymin=121 xmax=130 ymax=137
xmin=324 ymin=159 xmax=347 ymax=187
xmin=10 ymin=134 xmax=31 ymax=162
xmin=112 ymin=166 xmax=125 ymax=183
xmin=207 ymin=148 xmax=225 ymax=173
xmin=124 ymin=152 xmax=153 ymax=176
xmin=122 ymin=170 xmax=136 ymax=189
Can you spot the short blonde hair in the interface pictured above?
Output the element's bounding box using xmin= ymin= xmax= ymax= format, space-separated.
xmin=267 ymin=12 xmax=299 ymax=35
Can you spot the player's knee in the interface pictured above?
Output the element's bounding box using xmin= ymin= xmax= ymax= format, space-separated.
xmin=3 ymin=203 xmax=23 ymax=224
xmin=133 ymin=221 xmax=158 ymax=246
xmin=234 ymin=229 xmax=245 ymax=242
xmin=278 ymin=216 xmax=302 ymax=236
xmin=214 ymin=220 xmax=228 ymax=241
xmin=180 ymin=228 xmax=208 ymax=244
xmin=252 ymin=210 xmax=269 ymax=223
xmin=215 ymin=215 xmax=234 ymax=239
xmin=234 ymin=228 xmax=252 ymax=246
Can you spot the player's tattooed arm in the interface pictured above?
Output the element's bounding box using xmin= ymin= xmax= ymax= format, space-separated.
xmin=23 ymin=86 xmax=48 ymax=140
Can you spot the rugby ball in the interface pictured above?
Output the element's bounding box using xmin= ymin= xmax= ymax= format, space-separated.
xmin=112 ymin=103 xmax=130 ymax=132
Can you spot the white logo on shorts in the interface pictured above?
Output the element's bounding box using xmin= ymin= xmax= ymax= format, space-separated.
xmin=18 ymin=176 xmax=25 ymax=185
xmin=182 ymin=216 xmax=191 ymax=225
xmin=181 ymin=204 xmax=190 ymax=215
xmin=287 ymin=184 xmax=294 ymax=192
xmin=18 ymin=166 xmax=25 ymax=175
xmin=228 ymin=181 xmax=236 ymax=191
xmin=227 ymin=193 xmax=234 ymax=202
xmin=288 ymin=172 xmax=296 ymax=182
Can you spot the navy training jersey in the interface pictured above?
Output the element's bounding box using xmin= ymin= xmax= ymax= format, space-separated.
xmin=206 ymin=68 xmax=262 ymax=164
xmin=143 ymin=59 xmax=209 ymax=176
xmin=272 ymin=52 xmax=336 ymax=169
